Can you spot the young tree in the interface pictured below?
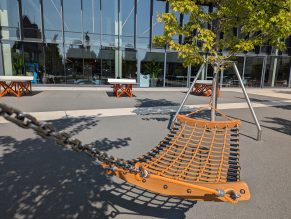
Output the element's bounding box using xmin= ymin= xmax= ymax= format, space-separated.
xmin=154 ymin=0 xmax=291 ymax=120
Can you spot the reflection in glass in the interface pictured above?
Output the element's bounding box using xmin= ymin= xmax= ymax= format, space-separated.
xmin=0 ymin=0 xmax=20 ymax=40
xmin=23 ymin=42 xmax=44 ymax=84
xmin=22 ymin=0 xmax=42 ymax=40
xmin=83 ymin=0 xmax=101 ymax=45
xmin=102 ymin=0 xmax=118 ymax=46
xmin=152 ymin=0 xmax=166 ymax=48
xmin=140 ymin=52 xmax=164 ymax=87
xmin=264 ymin=57 xmax=290 ymax=87
xmin=100 ymin=47 xmax=115 ymax=82
xmin=244 ymin=57 xmax=263 ymax=87
xmin=137 ymin=0 xmax=150 ymax=48
xmin=165 ymin=52 xmax=187 ymax=87
xmin=65 ymin=44 xmax=90 ymax=84
xmin=63 ymin=0 xmax=82 ymax=43
xmin=122 ymin=49 xmax=137 ymax=79
xmin=45 ymin=43 xmax=64 ymax=83
xmin=120 ymin=0 xmax=134 ymax=48
xmin=221 ymin=57 xmax=244 ymax=87
xmin=43 ymin=0 xmax=62 ymax=43
xmin=1 ymin=41 xmax=23 ymax=76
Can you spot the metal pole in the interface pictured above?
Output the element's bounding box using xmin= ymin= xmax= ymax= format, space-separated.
xmin=233 ymin=62 xmax=262 ymax=141
xmin=211 ymin=66 xmax=218 ymax=121
xmin=172 ymin=64 xmax=205 ymax=125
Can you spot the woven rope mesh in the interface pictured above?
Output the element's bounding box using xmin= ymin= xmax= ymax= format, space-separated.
xmin=130 ymin=115 xmax=241 ymax=183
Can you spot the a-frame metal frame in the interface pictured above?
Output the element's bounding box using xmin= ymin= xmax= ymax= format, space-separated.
xmin=173 ymin=62 xmax=262 ymax=141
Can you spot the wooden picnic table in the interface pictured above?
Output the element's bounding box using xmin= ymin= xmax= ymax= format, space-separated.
xmin=191 ymin=80 xmax=220 ymax=97
xmin=107 ymin=78 xmax=137 ymax=97
xmin=0 ymin=76 xmax=34 ymax=97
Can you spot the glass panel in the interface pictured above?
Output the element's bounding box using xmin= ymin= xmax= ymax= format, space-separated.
xmin=43 ymin=0 xmax=62 ymax=43
xmin=120 ymin=0 xmax=134 ymax=48
xmin=165 ymin=52 xmax=187 ymax=87
xmin=0 ymin=0 xmax=20 ymax=40
xmin=102 ymin=0 xmax=118 ymax=47
xmin=100 ymin=47 xmax=115 ymax=82
xmin=65 ymin=44 xmax=85 ymax=84
xmin=122 ymin=49 xmax=137 ymax=79
xmin=244 ymin=57 xmax=263 ymax=87
xmin=44 ymin=43 xmax=65 ymax=84
xmin=22 ymin=0 xmax=42 ymax=41
xmin=83 ymin=0 xmax=101 ymax=45
xmin=264 ymin=56 xmax=291 ymax=87
xmin=275 ymin=57 xmax=290 ymax=87
xmin=140 ymin=51 xmax=164 ymax=87
xmin=152 ymin=0 xmax=166 ymax=48
xmin=90 ymin=46 xmax=102 ymax=84
xmin=23 ymin=42 xmax=44 ymax=83
xmin=1 ymin=41 xmax=23 ymax=75
xmin=63 ymin=0 xmax=82 ymax=43
xmin=137 ymin=0 xmax=150 ymax=49
xmin=221 ymin=56 xmax=244 ymax=87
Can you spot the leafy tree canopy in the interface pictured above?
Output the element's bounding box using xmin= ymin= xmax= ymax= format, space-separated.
xmin=154 ymin=0 xmax=291 ymax=67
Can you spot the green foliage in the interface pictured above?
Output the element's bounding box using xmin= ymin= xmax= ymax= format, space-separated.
xmin=154 ymin=0 xmax=291 ymax=68
xmin=144 ymin=61 xmax=163 ymax=79
xmin=12 ymin=52 xmax=24 ymax=75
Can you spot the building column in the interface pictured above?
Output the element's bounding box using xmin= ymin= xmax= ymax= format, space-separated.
xmin=114 ymin=0 xmax=121 ymax=78
xmin=0 ymin=43 xmax=4 ymax=76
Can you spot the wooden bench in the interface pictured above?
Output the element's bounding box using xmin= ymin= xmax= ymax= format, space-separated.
xmin=107 ymin=78 xmax=137 ymax=97
xmin=0 ymin=76 xmax=34 ymax=97
xmin=191 ymin=80 xmax=220 ymax=97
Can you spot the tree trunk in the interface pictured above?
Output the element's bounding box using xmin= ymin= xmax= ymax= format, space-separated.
xmin=211 ymin=64 xmax=219 ymax=121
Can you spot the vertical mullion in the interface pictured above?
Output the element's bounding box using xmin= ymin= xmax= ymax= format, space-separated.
xmin=288 ymin=59 xmax=291 ymax=88
xmin=100 ymin=0 xmax=102 ymax=46
xmin=18 ymin=0 xmax=23 ymax=41
xmin=134 ymin=0 xmax=137 ymax=49
xmin=61 ymin=0 xmax=66 ymax=83
xmin=163 ymin=51 xmax=166 ymax=87
xmin=81 ymin=0 xmax=84 ymax=44
xmin=40 ymin=0 xmax=45 ymax=42
xmin=149 ymin=0 xmax=153 ymax=51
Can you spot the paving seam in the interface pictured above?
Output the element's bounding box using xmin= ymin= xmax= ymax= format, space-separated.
xmin=1 ymin=99 xmax=291 ymax=123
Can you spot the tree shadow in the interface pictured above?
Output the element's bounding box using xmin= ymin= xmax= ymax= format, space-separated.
xmin=0 ymin=136 xmax=120 ymax=219
xmin=51 ymin=116 xmax=100 ymax=136
xmin=0 ymin=116 xmax=196 ymax=218
xmin=100 ymin=182 xmax=196 ymax=219
xmin=262 ymin=117 xmax=291 ymax=136
xmin=135 ymin=98 xmax=178 ymax=108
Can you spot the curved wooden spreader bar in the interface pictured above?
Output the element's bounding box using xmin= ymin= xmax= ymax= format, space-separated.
xmin=103 ymin=113 xmax=251 ymax=204
xmin=105 ymin=168 xmax=250 ymax=204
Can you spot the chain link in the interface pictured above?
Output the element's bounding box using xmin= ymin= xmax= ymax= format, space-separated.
xmin=0 ymin=103 xmax=142 ymax=175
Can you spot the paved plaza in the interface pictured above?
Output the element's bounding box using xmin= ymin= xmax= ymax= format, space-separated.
xmin=0 ymin=87 xmax=291 ymax=219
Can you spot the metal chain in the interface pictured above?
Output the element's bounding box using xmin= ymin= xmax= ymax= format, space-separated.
xmin=0 ymin=103 xmax=144 ymax=175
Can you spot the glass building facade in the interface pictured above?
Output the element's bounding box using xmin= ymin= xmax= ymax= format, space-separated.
xmin=0 ymin=0 xmax=290 ymax=87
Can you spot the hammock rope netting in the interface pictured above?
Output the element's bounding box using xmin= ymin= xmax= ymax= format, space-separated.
xmin=0 ymin=103 xmax=250 ymax=204
xmin=103 ymin=113 xmax=250 ymax=204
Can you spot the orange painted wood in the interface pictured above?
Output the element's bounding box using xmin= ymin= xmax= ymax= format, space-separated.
xmin=0 ymin=81 xmax=32 ymax=97
xmin=192 ymin=83 xmax=220 ymax=97
xmin=112 ymin=83 xmax=133 ymax=97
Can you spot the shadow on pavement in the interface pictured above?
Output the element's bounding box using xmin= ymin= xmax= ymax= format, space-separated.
xmin=0 ymin=117 xmax=195 ymax=218
xmin=100 ymin=182 xmax=196 ymax=219
xmin=135 ymin=98 xmax=178 ymax=108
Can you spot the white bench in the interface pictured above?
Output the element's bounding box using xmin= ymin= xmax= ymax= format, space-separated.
xmin=107 ymin=78 xmax=137 ymax=97
xmin=0 ymin=76 xmax=34 ymax=97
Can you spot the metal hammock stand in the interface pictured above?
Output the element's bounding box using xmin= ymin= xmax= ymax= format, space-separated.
xmin=0 ymin=62 xmax=260 ymax=204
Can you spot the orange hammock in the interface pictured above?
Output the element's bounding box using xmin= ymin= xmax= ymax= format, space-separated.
xmin=0 ymin=103 xmax=250 ymax=204
xmin=102 ymin=112 xmax=250 ymax=204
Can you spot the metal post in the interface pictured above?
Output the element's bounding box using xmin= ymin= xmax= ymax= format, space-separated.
xmin=211 ymin=66 xmax=218 ymax=121
xmin=233 ymin=62 xmax=262 ymax=141
xmin=172 ymin=64 xmax=205 ymax=125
